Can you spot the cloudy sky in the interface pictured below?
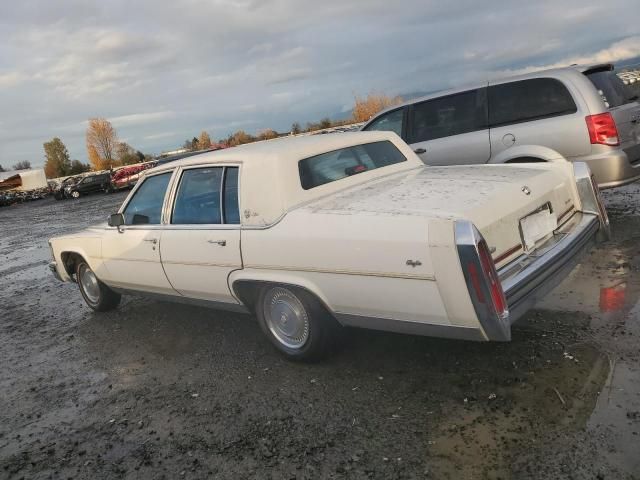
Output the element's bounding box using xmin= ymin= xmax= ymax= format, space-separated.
xmin=1 ymin=0 xmax=639 ymax=168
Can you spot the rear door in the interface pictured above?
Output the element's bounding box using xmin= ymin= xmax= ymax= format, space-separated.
xmin=488 ymin=77 xmax=589 ymax=160
xmin=584 ymin=69 xmax=640 ymax=159
xmin=160 ymin=165 xmax=242 ymax=303
xmin=406 ymin=88 xmax=490 ymax=165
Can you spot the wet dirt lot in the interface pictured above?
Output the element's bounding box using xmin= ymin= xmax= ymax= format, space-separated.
xmin=0 ymin=186 xmax=639 ymax=479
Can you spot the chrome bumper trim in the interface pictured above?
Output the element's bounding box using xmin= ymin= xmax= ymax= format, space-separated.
xmin=499 ymin=212 xmax=599 ymax=325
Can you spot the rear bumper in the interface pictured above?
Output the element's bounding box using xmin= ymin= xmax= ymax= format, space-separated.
xmin=497 ymin=212 xmax=600 ymax=328
xmin=577 ymin=149 xmax=640 ymax=189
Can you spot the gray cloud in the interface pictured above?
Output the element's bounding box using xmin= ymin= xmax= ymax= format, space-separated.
xmin=0 ymin=0 xmax=638 ymax=167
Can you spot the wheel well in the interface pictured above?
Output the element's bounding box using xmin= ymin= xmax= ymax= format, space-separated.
xmin=232 ymin=280 xmax=334 ymax=318
xmin=505 ymin=157 xmax=546 ymax=164
xmin=60 ymin=252 xmax=85 ymax=281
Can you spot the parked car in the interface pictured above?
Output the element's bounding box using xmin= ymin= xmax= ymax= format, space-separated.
xmin=52 ymin=176 xmax=81 ymax=200
xmin=65 ymin=173 xmax=111 ymax=199
xmin=108 ymin=163 xmax=156 ymax=192
xmin=49 ymin=132 xmax=608 ymax=360
xmin=362 ymin=64 xmax=640 ymax=189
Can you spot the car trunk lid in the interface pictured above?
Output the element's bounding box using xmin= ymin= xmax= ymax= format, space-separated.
xmin=304 ymin=164 xmax=576 ymax=267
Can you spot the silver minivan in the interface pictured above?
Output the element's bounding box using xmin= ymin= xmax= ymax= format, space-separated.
xmin=362 ymin=64 xmax=640 ymax=188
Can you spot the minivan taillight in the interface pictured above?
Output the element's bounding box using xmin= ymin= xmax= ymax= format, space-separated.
xmin=585 ymin=113 xmax=619 ymax=146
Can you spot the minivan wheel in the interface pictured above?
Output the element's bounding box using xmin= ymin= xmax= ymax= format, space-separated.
xmin=70 ymin=190 xmax=80 ymax=199
xmin=76 ymin=261 xmax=121 ymax=311
xmin=256 ymin=285 xmax=338 ymax=361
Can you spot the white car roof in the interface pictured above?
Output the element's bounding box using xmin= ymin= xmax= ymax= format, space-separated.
xmin=146 ymin=131 xmax=422 ymax=227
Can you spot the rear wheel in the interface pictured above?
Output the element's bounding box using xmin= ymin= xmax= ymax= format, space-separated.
xmin=256 ymin=285 xmax=339 ymax=361
xmin=70 ymin=190 xmax=80 ymax=199
xmin=76 ymin=261 xmax=121 ymax=311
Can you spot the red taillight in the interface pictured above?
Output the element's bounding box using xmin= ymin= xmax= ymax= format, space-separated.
xmin=585 ymin=113 xmax=619 ymax=146
xmin=477 ymin=240 xmax=508 ymax=319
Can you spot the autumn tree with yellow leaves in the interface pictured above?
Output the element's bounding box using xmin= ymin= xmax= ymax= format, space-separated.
xmin=352 ymin=93 xmax=403 ymax=123
xmin=86 ymin=118 xmax=118 ymax=170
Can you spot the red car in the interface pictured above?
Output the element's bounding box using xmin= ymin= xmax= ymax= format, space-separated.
xmin=108 ymin=163 xmax=156 ymax=192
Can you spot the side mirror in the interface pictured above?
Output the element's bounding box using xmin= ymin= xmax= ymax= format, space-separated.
xmin=108 ymin=213 xmax=125 ymax=227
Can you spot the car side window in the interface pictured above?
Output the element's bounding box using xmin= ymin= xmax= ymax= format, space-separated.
xmin=172 ymin=168 xmax=224 ymax=225
xmin=488 ymin=78 xmax=577 ymax=127
xmin=364 ymin=108 xmax=404 ymax=137
xmin=122 ymin=172 xmax=172 ymax=225
xmin=409 ymin=89 xmax=487 ymax=143
xmin=223 ymin=167 xmax=240 ymax=224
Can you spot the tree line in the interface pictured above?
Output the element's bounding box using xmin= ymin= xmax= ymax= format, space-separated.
xmin=41 ymin=92 xmax=401 ymax=178
xmin=0 ymin=161 xmax=33 ymax=172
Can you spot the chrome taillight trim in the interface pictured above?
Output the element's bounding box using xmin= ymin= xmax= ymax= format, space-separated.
xmin=573 ymin=161 xmax=610 ymax=241
xmin=455 ymin=220 xmax=511 ymax=342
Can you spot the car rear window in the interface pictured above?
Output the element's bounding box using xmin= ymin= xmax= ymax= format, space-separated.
xmin=488 ymin=78 xmax=577 ymax=127
xmin=585 ymin=70 xmax=636 ymax=108
xmin=298 ymin=141 xmax=406 ymax=190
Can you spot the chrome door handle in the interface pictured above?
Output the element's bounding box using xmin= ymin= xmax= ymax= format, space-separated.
xmin=208 ymin=239 xmax=226 ymax=246
xmin=144 ymin=238 xmax=158 ymax=244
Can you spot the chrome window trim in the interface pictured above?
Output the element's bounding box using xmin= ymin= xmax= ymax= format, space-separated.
xmin=165 ymin=163 xmax=242 ymax=228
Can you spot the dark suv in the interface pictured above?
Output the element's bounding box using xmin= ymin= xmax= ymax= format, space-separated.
xmin=65 ymin=173 xmax=111 ymax=199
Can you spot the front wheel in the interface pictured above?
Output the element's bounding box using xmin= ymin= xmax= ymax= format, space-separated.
xmin=70 ymin=190 xmax=80 ymax=199
xmin=76 ymin=261 xmax=121 ymax=311
xmin=256 ymin=285 xmax=339 ymax=361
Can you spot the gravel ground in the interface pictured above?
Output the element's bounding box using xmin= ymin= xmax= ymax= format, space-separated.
xmin=0 ymin=185 xmax=639 ymax=479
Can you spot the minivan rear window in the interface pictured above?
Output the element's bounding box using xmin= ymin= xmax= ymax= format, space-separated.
xmin=298 ymin=141 xmax=406 ymax=190
xmin=488 ymin=78 xmax=577 ymax=127
xmin=585 ymin=70 xmax=636 ymax=108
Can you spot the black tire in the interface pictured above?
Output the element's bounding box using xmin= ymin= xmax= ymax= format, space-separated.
xmin=256 ymin=285 xmax=340 ymax=361
xmin=70 ymin=190 xmax=80 ymax=199
xmin=76 ymin=261 xmax=121 ymax=312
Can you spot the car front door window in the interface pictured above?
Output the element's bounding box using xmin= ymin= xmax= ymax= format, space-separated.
xmin=123 ymin=172 xmax=172 ymax=225
xmin=364 ymin=108 xmax=405 ymax=138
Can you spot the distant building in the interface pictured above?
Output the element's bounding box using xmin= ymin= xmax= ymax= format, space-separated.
xmin=0 ymin=169 xmax=48 ymax=191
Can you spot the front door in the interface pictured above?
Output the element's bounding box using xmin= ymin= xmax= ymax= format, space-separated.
xmin=160 ymin=165 xmax=243 ymax=303
xmin=102 ymin=171 xmax=175 ymax=294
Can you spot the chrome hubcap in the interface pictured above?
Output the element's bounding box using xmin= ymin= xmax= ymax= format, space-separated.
xmin=79 ymin=265 xmax=100 ymax=304
xmin=264 ymin=287 xmax=309 ymax=349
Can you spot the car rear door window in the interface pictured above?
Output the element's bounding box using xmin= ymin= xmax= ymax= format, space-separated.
xmin=585 ymin=70 xmax=636 ymax=107
xmin=363 ymin=108 xmax=405 ymax=137
xmin=172 ymin=167 xmax=224 ymax=225
xmin=488 ymin=78 xmax=577 ymax=127
xmin=409 ymin=89 xmax=487 ymax=143
xmin=123 ymin=172 xmax=172 ymax=225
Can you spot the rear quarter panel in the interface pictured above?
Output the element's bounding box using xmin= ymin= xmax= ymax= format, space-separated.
xmin=238 ymin=209 xmax=455 ymax=325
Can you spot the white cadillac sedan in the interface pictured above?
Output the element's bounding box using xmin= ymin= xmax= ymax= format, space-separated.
xmin=49 ymin=132 xmax=609 ymax=360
